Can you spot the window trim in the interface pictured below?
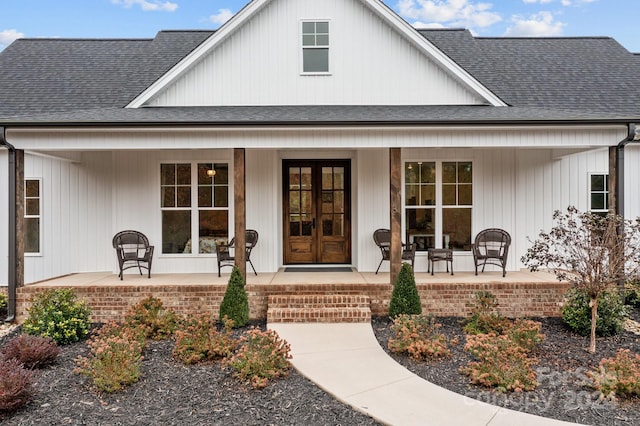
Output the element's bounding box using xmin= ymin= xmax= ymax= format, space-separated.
xmin=403 ymin=160 xmax=474 ymax=252
xmin=300 ymin=19 xmax=331 ymax=75
xmin=24 ymin=178 xmax=43 ymax=257
xmin=588 ymin=172 xmax=609 ymax=215
xmin=159 ymin=161 xmax=231 ymax=257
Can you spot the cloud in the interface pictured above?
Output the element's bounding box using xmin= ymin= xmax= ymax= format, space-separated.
xmin=0 ymin=29 xmax=24 ymax=48
xmin=111 ymin=0 xmax=178 ymax=12
xmin=397 ymin=0 xmax=502 ymax=29
xmin=522 ymin=0 xmax=552 ymax=4
xmin=412 ymin=22 xmax=446 ymax=29
xmin=503 ymin=11 xmax=565 ymax=36
xmin=209 ymin=9 xmax=234 ymax=26
xmin=561 ymin=0 xmax=597 ymax=5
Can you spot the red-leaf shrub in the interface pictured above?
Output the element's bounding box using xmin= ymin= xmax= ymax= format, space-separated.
xmin=0 ymin=358 xmax=34 ymax=412
xmin=1 ymin=335 xmax=60 ymax=369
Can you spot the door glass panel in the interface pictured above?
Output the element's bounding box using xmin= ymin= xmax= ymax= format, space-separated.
xmin=301 ymin=167 xmax=312 ymax=189
xmin=322 ymin=191 xmax=333 ymax=213
xmin=290 ymin=214 xmax=300 ymax=236
xmin=301 ymin=214 xmax=313 ymax=236
xmin=322 ymin=216 xmax=333 ymax=236
xmin=322 ymin=167 xmax=332 ymax=190
xmin=289 ymin=191 xmax=300 ymax=213
xmin=301 ymin=191 xmax=312 ymax=213
xmin=289 ymin=168 xmax=300 ymax=189
xmin=334 ymin=215 xmax=344 ymax=236
xmin=334 ymin=167 xmax=344 ymax=189
xmin=334 ymin=191 xmax=344 ymax=213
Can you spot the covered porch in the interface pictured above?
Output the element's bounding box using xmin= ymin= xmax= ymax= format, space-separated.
xmin=15 ymin=269 xmax=568 ymax=324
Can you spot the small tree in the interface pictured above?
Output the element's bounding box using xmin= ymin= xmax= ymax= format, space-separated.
xmin=389 ymin=262 xmax=422 ymax=319
xmin=522 ymin=206 xmax=640 ymax=353
xmin=219 ymin=266 xmax=249 ymax=328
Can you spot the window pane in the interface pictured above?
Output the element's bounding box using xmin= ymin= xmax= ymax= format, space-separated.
xmin=302 ymin=34 xmax=315 ymax=46
xmin=162 ymin=210 xmax=191 ymax=254
xmin=458 ymin=184 xmax=473 ymax=205
xmin=406 ymin=208 xmax=435 ymax=251
xmin=198 ymin=163 xmax=213 ymax=185
xmin=406 ymin=185 xmax=419 ymax=206
xmin=316 ymin=34 xmax=329 ymax=46
xmin=161 ymin=164 xmax=175 ymax=185
xmin=214 ymin=164 xmax=228 ymax=185
xmin=199 ymin=210 xmax=228 ymax=253
xmin=25 ymin=180 xmax=39 ymax=197
xmin=443 ymin=208 xmax=471 ymax=250
xmin=442 ymin=162 xmax=457 ymax=183
xmin=316 ymin=22 xmax=329 ymax=33
xmin=442 ymin=184 xmax=456 ymax=205
xmin=26 ymin=199 xmax=40 ymax=216
xmin=405 ymin=163 xmax=419 ymax=184
xmin=24 ymin=218 xmax=39 ymax=253
xmin=421 ymin=185 xmax=435 ymax=206
xmin=303 ymin=49 xmax=328 ymax=72
xmin=214 ymin=186 xmax=228 ymax=208
xmin=162 ymin=187 xmax=175 ymax=208
xmin=302 ymin=22 xmax=315 ymax=33
xmin=177 ymin=187 xmax=191 ymax=207
xmin=176 ymin=164 xmax=191 ymax=185
xmin=420 ymin=163 xmax=436 ymax=184
xmin=591 ymin=193 xmax=605 ymax=210
xmin=591 ymin=175 xmax=605 ymax=191
xmin=458 ymin=162 xmax=472 ymax=184
xmin=198 ymin=186 xmax=212 ymax=207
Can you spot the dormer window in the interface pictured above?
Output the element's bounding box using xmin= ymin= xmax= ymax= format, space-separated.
xmin=302 ymin=21 xmax=329 ymax=73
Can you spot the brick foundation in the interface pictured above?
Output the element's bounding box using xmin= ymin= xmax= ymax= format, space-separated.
xmin=15 ymin=281 xmax=570 ymax=323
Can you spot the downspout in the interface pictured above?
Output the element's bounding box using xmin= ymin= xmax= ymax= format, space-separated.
xmin=0 ymin=126 xmax=16 ymax=322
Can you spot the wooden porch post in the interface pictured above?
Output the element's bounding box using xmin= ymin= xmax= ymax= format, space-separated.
xmin=390 ymin=148 xmax=402 ymax=286
xmin=608 ymin=146 xmax=619 ymax=216
xmin=15 ymin=149 xmax=24 ymax=288
xmin=234 ymin=148 xmax=246 ymax=279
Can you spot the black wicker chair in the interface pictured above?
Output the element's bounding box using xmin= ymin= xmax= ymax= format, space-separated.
xmin=471 ymin=228 xmax=511 ymax=277
xmin=216 ymin=229 xmax=259 ymax=277
xmin=373 ymin=228 xmax=416 ymax=274
xmin=112 ymin=230 xmax=154 ymax=280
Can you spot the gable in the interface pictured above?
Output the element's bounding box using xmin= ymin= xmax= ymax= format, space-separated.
xmin=139 ymin=0 xmax=498 ymax=107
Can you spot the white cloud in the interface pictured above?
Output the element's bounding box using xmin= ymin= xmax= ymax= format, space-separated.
xmin=0 ymin=29 xmax=24 ymax=48
xmin=522 ymin=0 xmax=552 ymax=4
xmin=397 ymin=0 xmax=502 ymax=29
xmin=504 ymin=11 xmax=565 ymax=36
xmin=561 ymin=0 xmax=597 ymax=5
xmin=111 ymin=0 xmax=178 ymax=12
xmin=412 ymin=21 xmax=446 ymax=29
xmin=209 ymin=9 xmax=234 ymax=26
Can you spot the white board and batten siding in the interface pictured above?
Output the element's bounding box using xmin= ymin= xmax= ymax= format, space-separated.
xmin=146 ymin=0 xmax=484 ymax=107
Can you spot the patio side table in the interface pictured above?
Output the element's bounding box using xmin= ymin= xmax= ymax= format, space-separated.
xmin=428 ymin=248 xmax=453 ymax=275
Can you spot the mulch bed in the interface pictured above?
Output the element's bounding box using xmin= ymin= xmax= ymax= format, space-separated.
xmin=372 ymin=306 xmax=640 ymax=426
xmin=1 ymin=308 xmax=638 ymax=425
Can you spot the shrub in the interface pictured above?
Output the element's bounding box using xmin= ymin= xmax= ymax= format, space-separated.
xmin=0 ymin=358 xmax=34 ymax=412
xmin=1 ymin=335 xmax=60 ymax=369
xmin=22 ymin=288 xmax=91 ymax=345
xmin=173 ymin=314 xmax=236 ymax=364
xmin=74 ymin=322 xmax=144 ymax=393
xmin=562 ymin=288 xmax=628 ymax=337
xmin=463 ymin=291 xmax=510 ymax=335
xmin=589 ymin=349 xmax=640 ymax=401
xmin=219 ymin=266 xmax=249 ymax=328
xmin=388 ymin=314 xmax=453 ymax=360
xmin=226 ymin=328 xmax=291 ymax=389
xmin=389 ymin=263 xmax=422 ymax=319
xmin=124 ymin=296 xmax=178 ymax=340
xmin=461 ymin=332 xmax=538 ymax=392
xmin=0 ymin=292 xmax=7 ymax=310
xmin=624 ymin=281 xmax=640 ymax=308
xmin=507 ymin=319 xmax=544 ymax=354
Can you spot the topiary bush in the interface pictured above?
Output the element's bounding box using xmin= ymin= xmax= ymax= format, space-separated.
xmin=22 ymin=288 xmax=91 ymax=345
xmin=0 ymin=358 xmax=34 ymax=413
xmin=388 ymin=262 xmax=422 ymax=319
xmin=562 ymin=288 xmax=628 ymax=337
xmin=219 ymin=266 xmax=249 ymax=328
xmin=1 ymin=335 xmax=60 ymax=369
xmin=123 ymin=296 xmax=178 ymax=340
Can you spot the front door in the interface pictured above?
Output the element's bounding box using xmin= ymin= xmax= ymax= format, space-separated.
xmin=283 ymin=160 xmax=351 ymax=264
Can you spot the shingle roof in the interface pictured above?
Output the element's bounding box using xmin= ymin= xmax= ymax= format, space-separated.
xmin=0 ymin=28 xmax=639 ymax=125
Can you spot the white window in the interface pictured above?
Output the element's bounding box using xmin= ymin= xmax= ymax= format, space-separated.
xmin=404 ymin=161 xmax=473 ymax=251
xmin=301 ymin=21 xmax=329 ymax=73
xmin=24 ymin=178 xmax=42 ymax=255
xmin=160 ymin=162 xmax=229 ymax=254
xmin=589 ymin=173 xmax=608 ymax=216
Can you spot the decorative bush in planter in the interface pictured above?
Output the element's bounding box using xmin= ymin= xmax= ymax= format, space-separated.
xmin=389 ymin=262 xmax=422 ymax=319
xmin=219 ymin=266 xmax=249 ymax=328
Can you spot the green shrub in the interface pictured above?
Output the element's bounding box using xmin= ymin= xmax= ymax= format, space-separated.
xmin=226 ymin=328 xmax=291 ymax=389
xmin=74 ymin=321 xmax=144 ymax=393
xmin=463 ymin=291 xmax=510 ymax=335
xmin=624 ymin=282 xmax=640 ymax=308
xmin=219 ymin=266 xmax=249 ymax=328
xmin=0 ymin=358 xmax=34 ymax=413
xmin=389 ymin=263 xmax=422 ymax=319
xmin=461 ymin=332 xmax=538 ymax=392
xmin=1 ymin=335 xmax=60 ymax=369
xmin=562 ymin=288 xmax=628 ymax=337
xmin=507 ymin=319 xmax=544 ymax=354
xmin=22 ymin=288 xmax=91 ymax=345
xmin=124 ymin=296 xmax=178 ymax=340
xmin=388 ymin=314 xmax=453 ymax=360
xmin=173 ymin=314 xmax=236 ymax=364
xmin=589 ymin=349 xmax=640 ymax=401
xmin=0 ymin=292 xmax=7 ymax=310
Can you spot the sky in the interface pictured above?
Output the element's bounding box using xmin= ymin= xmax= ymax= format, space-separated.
xmin=1 ymin=0 xmax=639 ymax=52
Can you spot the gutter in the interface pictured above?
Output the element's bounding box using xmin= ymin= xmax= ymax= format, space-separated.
xmin=0 ymin=126 xmax=16 ymax=323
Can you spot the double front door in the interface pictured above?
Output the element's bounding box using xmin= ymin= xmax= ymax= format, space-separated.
xmin=283 ymin=160 xmax=351 ymax=264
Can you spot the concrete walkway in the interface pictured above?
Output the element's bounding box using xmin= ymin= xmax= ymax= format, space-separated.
xmin=268 ymin=322 xmax=579 ymax=426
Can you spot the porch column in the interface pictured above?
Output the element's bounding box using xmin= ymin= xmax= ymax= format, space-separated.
xmin=15 ymin=149 xmax=25 ymax=289
xmin=389 ymin=148 xmax=402 ymax=285
xmin=234 ymin=148 xmax=246 ymax=279
xmin=608 ymin=146 xmax=620 ymax=216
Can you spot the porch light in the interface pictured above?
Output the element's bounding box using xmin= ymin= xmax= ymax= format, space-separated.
xmin=207 ymin=169 xmax=216 ymax=177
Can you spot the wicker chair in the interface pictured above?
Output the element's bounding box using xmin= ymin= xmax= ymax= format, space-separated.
xmin=112 ymin=230 xmax=154 ymax=280
xmin=373 ymin=228 xmax=416 ymax=274
xmin=471 ymin=228 xmax=511 ymax=277
xmin=216 ymin=229 xmax=259 ymax=277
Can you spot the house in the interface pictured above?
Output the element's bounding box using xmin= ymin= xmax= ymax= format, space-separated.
xmin=1 ymin=0 xmax=639 ymax=321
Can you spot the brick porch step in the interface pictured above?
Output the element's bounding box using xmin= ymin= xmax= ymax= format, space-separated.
xmin=267 ymin=294 xmax=371 ymax=323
